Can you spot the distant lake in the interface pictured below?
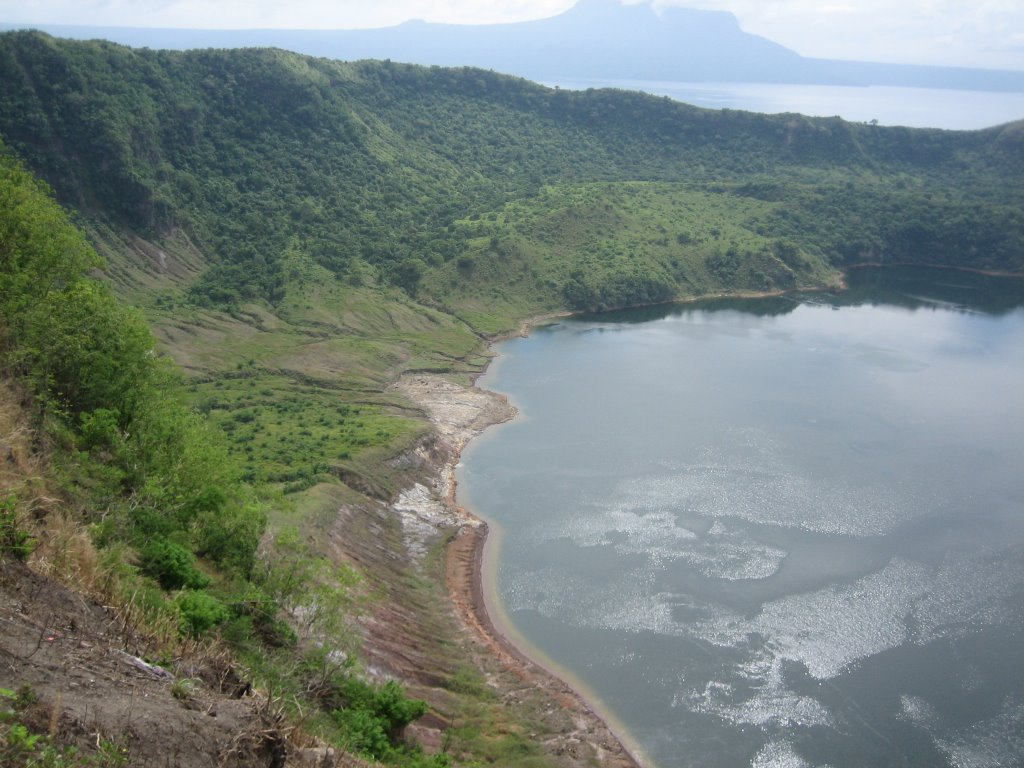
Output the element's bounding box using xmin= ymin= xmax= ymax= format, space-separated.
xmin=547 ymin=79 xmax=1024 ymax=130
xmin=458 ymin=267 xmax=1024 ymax=768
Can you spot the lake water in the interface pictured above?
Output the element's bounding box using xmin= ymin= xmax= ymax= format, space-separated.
xmin=457 ymin=267 xmax=1024 ymax=768
xmin=547 ymin=80 xmax=1024 ymax=130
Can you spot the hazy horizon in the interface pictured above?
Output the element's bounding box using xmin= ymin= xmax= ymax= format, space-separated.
xmin=1 ymin=0 xmax=1022 ymax=72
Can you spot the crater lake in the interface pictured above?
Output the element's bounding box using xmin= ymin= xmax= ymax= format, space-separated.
xmin=457 ymin=266 xmax=1024 ymax=768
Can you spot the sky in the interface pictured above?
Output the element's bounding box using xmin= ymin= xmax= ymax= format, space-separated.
xmin=2 ymin=0 xmax=1023 ymax=70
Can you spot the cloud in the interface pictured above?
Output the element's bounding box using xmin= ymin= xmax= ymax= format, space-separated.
xmin=0 ymin=0 xmax=576 ymax=29
xmin=1 ymin=0 xmax=1021 ymax=70
xmin=658 ymin=0 xmax=1024 ymax=70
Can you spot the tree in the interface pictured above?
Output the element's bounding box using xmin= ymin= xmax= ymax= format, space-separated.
xmin=392 ymin=256 xmax=426 ymax=296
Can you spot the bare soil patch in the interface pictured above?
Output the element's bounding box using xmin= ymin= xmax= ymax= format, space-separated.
xmin=0 ymin=559 xmax=283 ymax=767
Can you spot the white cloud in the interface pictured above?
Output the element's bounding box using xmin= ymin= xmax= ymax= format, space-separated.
xmin=0 ymin=0 xmax=1021 ymax=69
xmin=657 ymin=0 xmax=1024 ymax=69
xmin=0 ymin=1 xmax=576 ymax=29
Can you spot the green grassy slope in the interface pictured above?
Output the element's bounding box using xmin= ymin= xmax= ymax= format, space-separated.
xmin=0 ymin=140 xmax=532 ymax=768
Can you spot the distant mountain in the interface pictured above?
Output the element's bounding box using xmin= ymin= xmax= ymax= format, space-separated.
xmin=3 ymin=0 xmax=1024 ymax=92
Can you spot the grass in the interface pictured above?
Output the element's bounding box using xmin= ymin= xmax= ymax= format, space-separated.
xmin=185 ymin=370 xmax=421 ymax=489
xmin=91 ymin=177 xmax=844 ymax=506
xmin=423 ymin=180 xmax=842 ymax=326
xmin=133 ymin=261 xmax=488 ymax=494
xmin=68 ymin=177 xmax=840 ymax=768
xmin=8 ymin=41 xmax=1020 ymax=768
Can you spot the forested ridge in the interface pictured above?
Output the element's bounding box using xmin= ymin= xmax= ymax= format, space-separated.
xmin=1 ymin=31 xmax=1022 ymax=315
xmin=0 ymin=29 xmax=1022 ymax=768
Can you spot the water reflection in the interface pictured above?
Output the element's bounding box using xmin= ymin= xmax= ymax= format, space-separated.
xmin=839 ymin=266 xmax=1024 ymax=315
xmin=459 ymin=266 xmax=1024 ymax=768
xmin=575 ymin=266 xmax=1024 ymax=326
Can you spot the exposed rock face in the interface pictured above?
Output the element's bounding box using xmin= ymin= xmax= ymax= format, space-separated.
xmin=393 ymin=372 xmax=517 ymax=555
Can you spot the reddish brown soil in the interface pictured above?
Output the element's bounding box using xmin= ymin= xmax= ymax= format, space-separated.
xmin=445 ymin=523 xmax=641 ymax=768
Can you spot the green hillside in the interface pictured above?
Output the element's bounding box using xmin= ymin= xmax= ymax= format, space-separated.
xmin=1 ymin=29 xmax=1022 ymax=768
xmin=1 ymin=31 xmax=1022 ymax=322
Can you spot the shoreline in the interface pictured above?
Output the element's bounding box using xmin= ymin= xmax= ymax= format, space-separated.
xmin=448 ymin=489 xmax=650 ymax=768
xmin=404 ymin=287 xmax=838 ymax=768
xmin=396 ymin=264 xmax=1024 ymax=767
xmin=397 ymin=350 xmax=645 ymax=768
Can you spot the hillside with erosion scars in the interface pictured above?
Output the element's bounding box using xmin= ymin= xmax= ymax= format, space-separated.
xmin=395 ymin=373 xmax=641 ymax=768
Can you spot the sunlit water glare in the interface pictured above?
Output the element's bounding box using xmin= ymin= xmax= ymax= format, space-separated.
xmin=457 ymin=268 xmax=1024 ymax=768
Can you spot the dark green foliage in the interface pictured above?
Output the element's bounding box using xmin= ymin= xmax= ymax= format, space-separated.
xmin=392 ymin=257 xmax=427 ymax=296
xmin=0 ymin=150 xmax=265 ymax=634
xmin=140 ymin=539 xmax=210 ymax=590
xmin=16 ymin=281 xmax=155 ymax=421
xmin=328 ymin=677 xmax=428 ymax=760
xmin=0 ymin=73 xmax=440 ymax=761
xmin=333 ymin=707 xmax=392 ymax=759
xmin=0 ymin=31 xmax=1020 ymax=316
xmin=562 ymin=266 xmax=677 ymax=311
xmin=773 ymin=184 xmax=1024 ymax=272
xmin=0 ymin=35 xmax=1019 ymax=764
xmin=78 ymin=409 xmax=125 ymax=453
xmin=0 ymin=155 xmax=154 ymax=420
xmin=175 ymin=590 xmax=230 ymax=637
xmin=0 ymin=495 xmax=35 ymax=562
xmin=372 ymin=681 xmax=429 ymax=739
xmin=0 ymin=152 xmax=101 ymax=304
xmin=291 ymin=645 xmax=435 ymax=761
xmin=0 ymin=154 xmax=149 ymax=420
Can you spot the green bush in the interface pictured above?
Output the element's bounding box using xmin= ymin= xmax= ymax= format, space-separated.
xmin=175 ymin=590 xmax=230 ymax=637
xmin=193 ymin=502 xmax=266 ymax=575
xmin=373 ymin=681 xmax=428 ymax=738
xmin=125 ymin=507 xmax=175 ymax=539
xmin=78 ymin=408 xmax=125 ymax=453
xmin=13 ymin=280 xmax=155 ymax=423
xmin=140 ymin=539 xmax=210 ymax=590
xmin=0 ymin=154 xmax=266 ymax=584
xmin=0 ymin=495 xmax=35 ymax=562
xmin=333 ymin=707 xmax=391 ymax=759
xmin=329 ymin=677 xmax=429 ymax=760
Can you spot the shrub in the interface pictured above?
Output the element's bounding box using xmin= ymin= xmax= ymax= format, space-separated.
xmin=0 ymin=496 xmax=35 ymax=562
xmin=330 ymin=677 xmax=429 ymax=760
xmin=193 ymin=502 xmax=266 ymax=575
xmin=373 ymin=681 xmax=428 ymax=738
xmin=78 ymin=408 xmax=124 ymax=453
xmin=333 ymin=707 xmax=391 ymax=759
xmin=175 ymin=590 xmax=230 ymax=637
xmin=140 ymin=539 xmax=210 ymax=590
